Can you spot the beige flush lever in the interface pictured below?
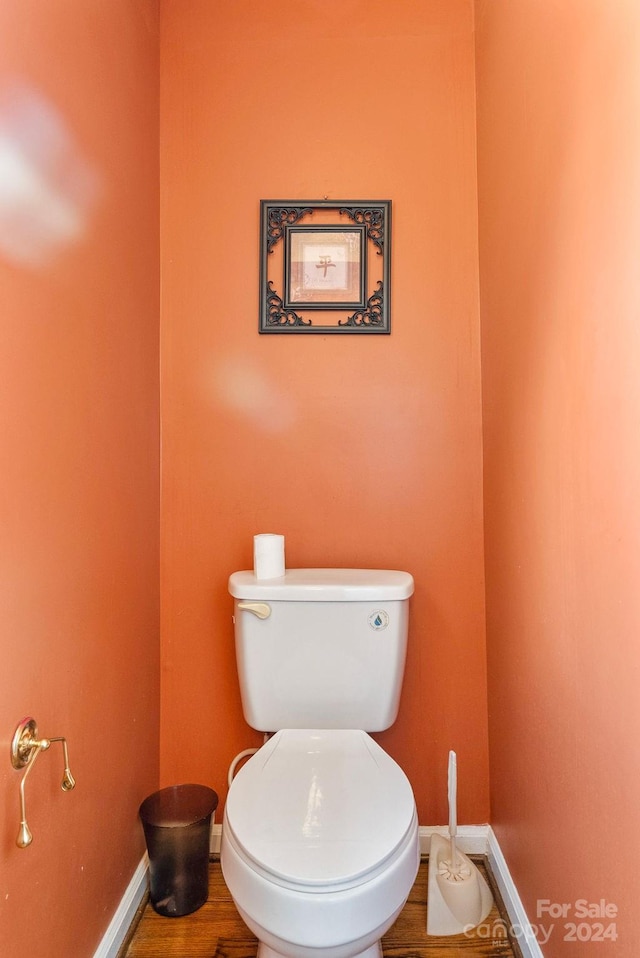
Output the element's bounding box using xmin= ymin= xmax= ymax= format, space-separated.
xmin=11 ymin=717 xmax=76 ymax=848
xmin=237 ymin=601 xmax=271 ymax=619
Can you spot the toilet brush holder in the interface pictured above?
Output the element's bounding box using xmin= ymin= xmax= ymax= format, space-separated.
xmin=426 ymin=833 xmax=493 ymax=935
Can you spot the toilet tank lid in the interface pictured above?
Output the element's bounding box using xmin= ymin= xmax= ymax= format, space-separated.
xmin=228 ymin=568 xmax=414 ymax=601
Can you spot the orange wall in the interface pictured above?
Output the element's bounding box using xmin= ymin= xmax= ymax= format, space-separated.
xmin=0 ymin=3 xmax=159 ymax=957
xmin=160 ymin=0 xmax=489 ymax=826
xmin=476 ymin=1 xmax=640 ymax=952
xmin=7 ymin=2 xmax=639 ymax=953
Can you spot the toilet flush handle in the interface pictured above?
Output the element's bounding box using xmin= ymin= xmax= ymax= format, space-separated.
xmin=237 ymin=601 xmax=271 ymax=619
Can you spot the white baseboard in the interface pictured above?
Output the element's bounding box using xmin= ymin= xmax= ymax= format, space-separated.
xmin=211 ymin=822 xmax=222 ymax=854
xmin=417 ymin=823 xmax=489 ymax=856
xmin=487 ymin=826 xmax=545 ymax=958
xmin=96 ymin=824 xmax=542 ymax=958
xmin=92 ymin=854 xmax=148 ymax=958
xmin=212 ymin=823 xmax=491 ymax=856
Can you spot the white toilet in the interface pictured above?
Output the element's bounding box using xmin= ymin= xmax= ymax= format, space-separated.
xmin=221 ymin=568 xmax=419 ymax=958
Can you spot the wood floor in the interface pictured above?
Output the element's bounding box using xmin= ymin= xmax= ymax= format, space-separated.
xmin=121 ymin=859 xmax=522 ymax=958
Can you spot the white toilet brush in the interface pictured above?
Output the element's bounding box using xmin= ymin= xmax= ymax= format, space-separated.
xmin=426 ymin=750 xmax=493 ymax=936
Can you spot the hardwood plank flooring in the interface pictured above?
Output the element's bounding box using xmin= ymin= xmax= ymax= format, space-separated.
xmin=121 ymin=859 xmax=522 ymax=958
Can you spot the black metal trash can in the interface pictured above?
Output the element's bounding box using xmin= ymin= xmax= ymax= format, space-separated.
xmin=139 ymin=784 xmax=218 ymax=917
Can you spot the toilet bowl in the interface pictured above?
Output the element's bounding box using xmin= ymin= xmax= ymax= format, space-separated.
xmin=221 ymin=728 xmax=420 ymax=958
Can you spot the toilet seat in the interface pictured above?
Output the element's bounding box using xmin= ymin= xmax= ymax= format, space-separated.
xmin=224 ymin=729 xmax=416 ymax=892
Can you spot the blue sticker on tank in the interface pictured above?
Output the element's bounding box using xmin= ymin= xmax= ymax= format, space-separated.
xmin=368 ymin=610 xmax=389 ymax=630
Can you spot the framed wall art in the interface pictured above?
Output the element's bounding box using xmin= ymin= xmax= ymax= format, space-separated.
xmin=260 ymin=200 xmax=391 ymax=334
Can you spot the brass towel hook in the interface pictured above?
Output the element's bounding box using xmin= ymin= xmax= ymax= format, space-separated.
xmin=11 ymin=717 xmax=76 ymax=848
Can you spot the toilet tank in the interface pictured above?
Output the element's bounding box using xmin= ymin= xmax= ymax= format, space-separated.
xmin=228 ymin=568 xmax=414 ymax=732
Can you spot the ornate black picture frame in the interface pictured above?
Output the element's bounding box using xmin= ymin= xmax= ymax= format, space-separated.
xmin=260 ymin=200 xmax=391 ymax=334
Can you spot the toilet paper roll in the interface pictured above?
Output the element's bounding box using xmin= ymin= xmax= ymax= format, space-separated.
xmin=253 ymin=534 xmax=285 ymax=579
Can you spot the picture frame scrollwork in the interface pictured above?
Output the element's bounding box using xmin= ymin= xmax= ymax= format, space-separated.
xmin=259 ymin=199 xmax=391 ymax=334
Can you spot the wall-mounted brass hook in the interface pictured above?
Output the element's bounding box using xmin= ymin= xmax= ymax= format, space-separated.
xmin=11 ymin=717 xmax=76 ymax=848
